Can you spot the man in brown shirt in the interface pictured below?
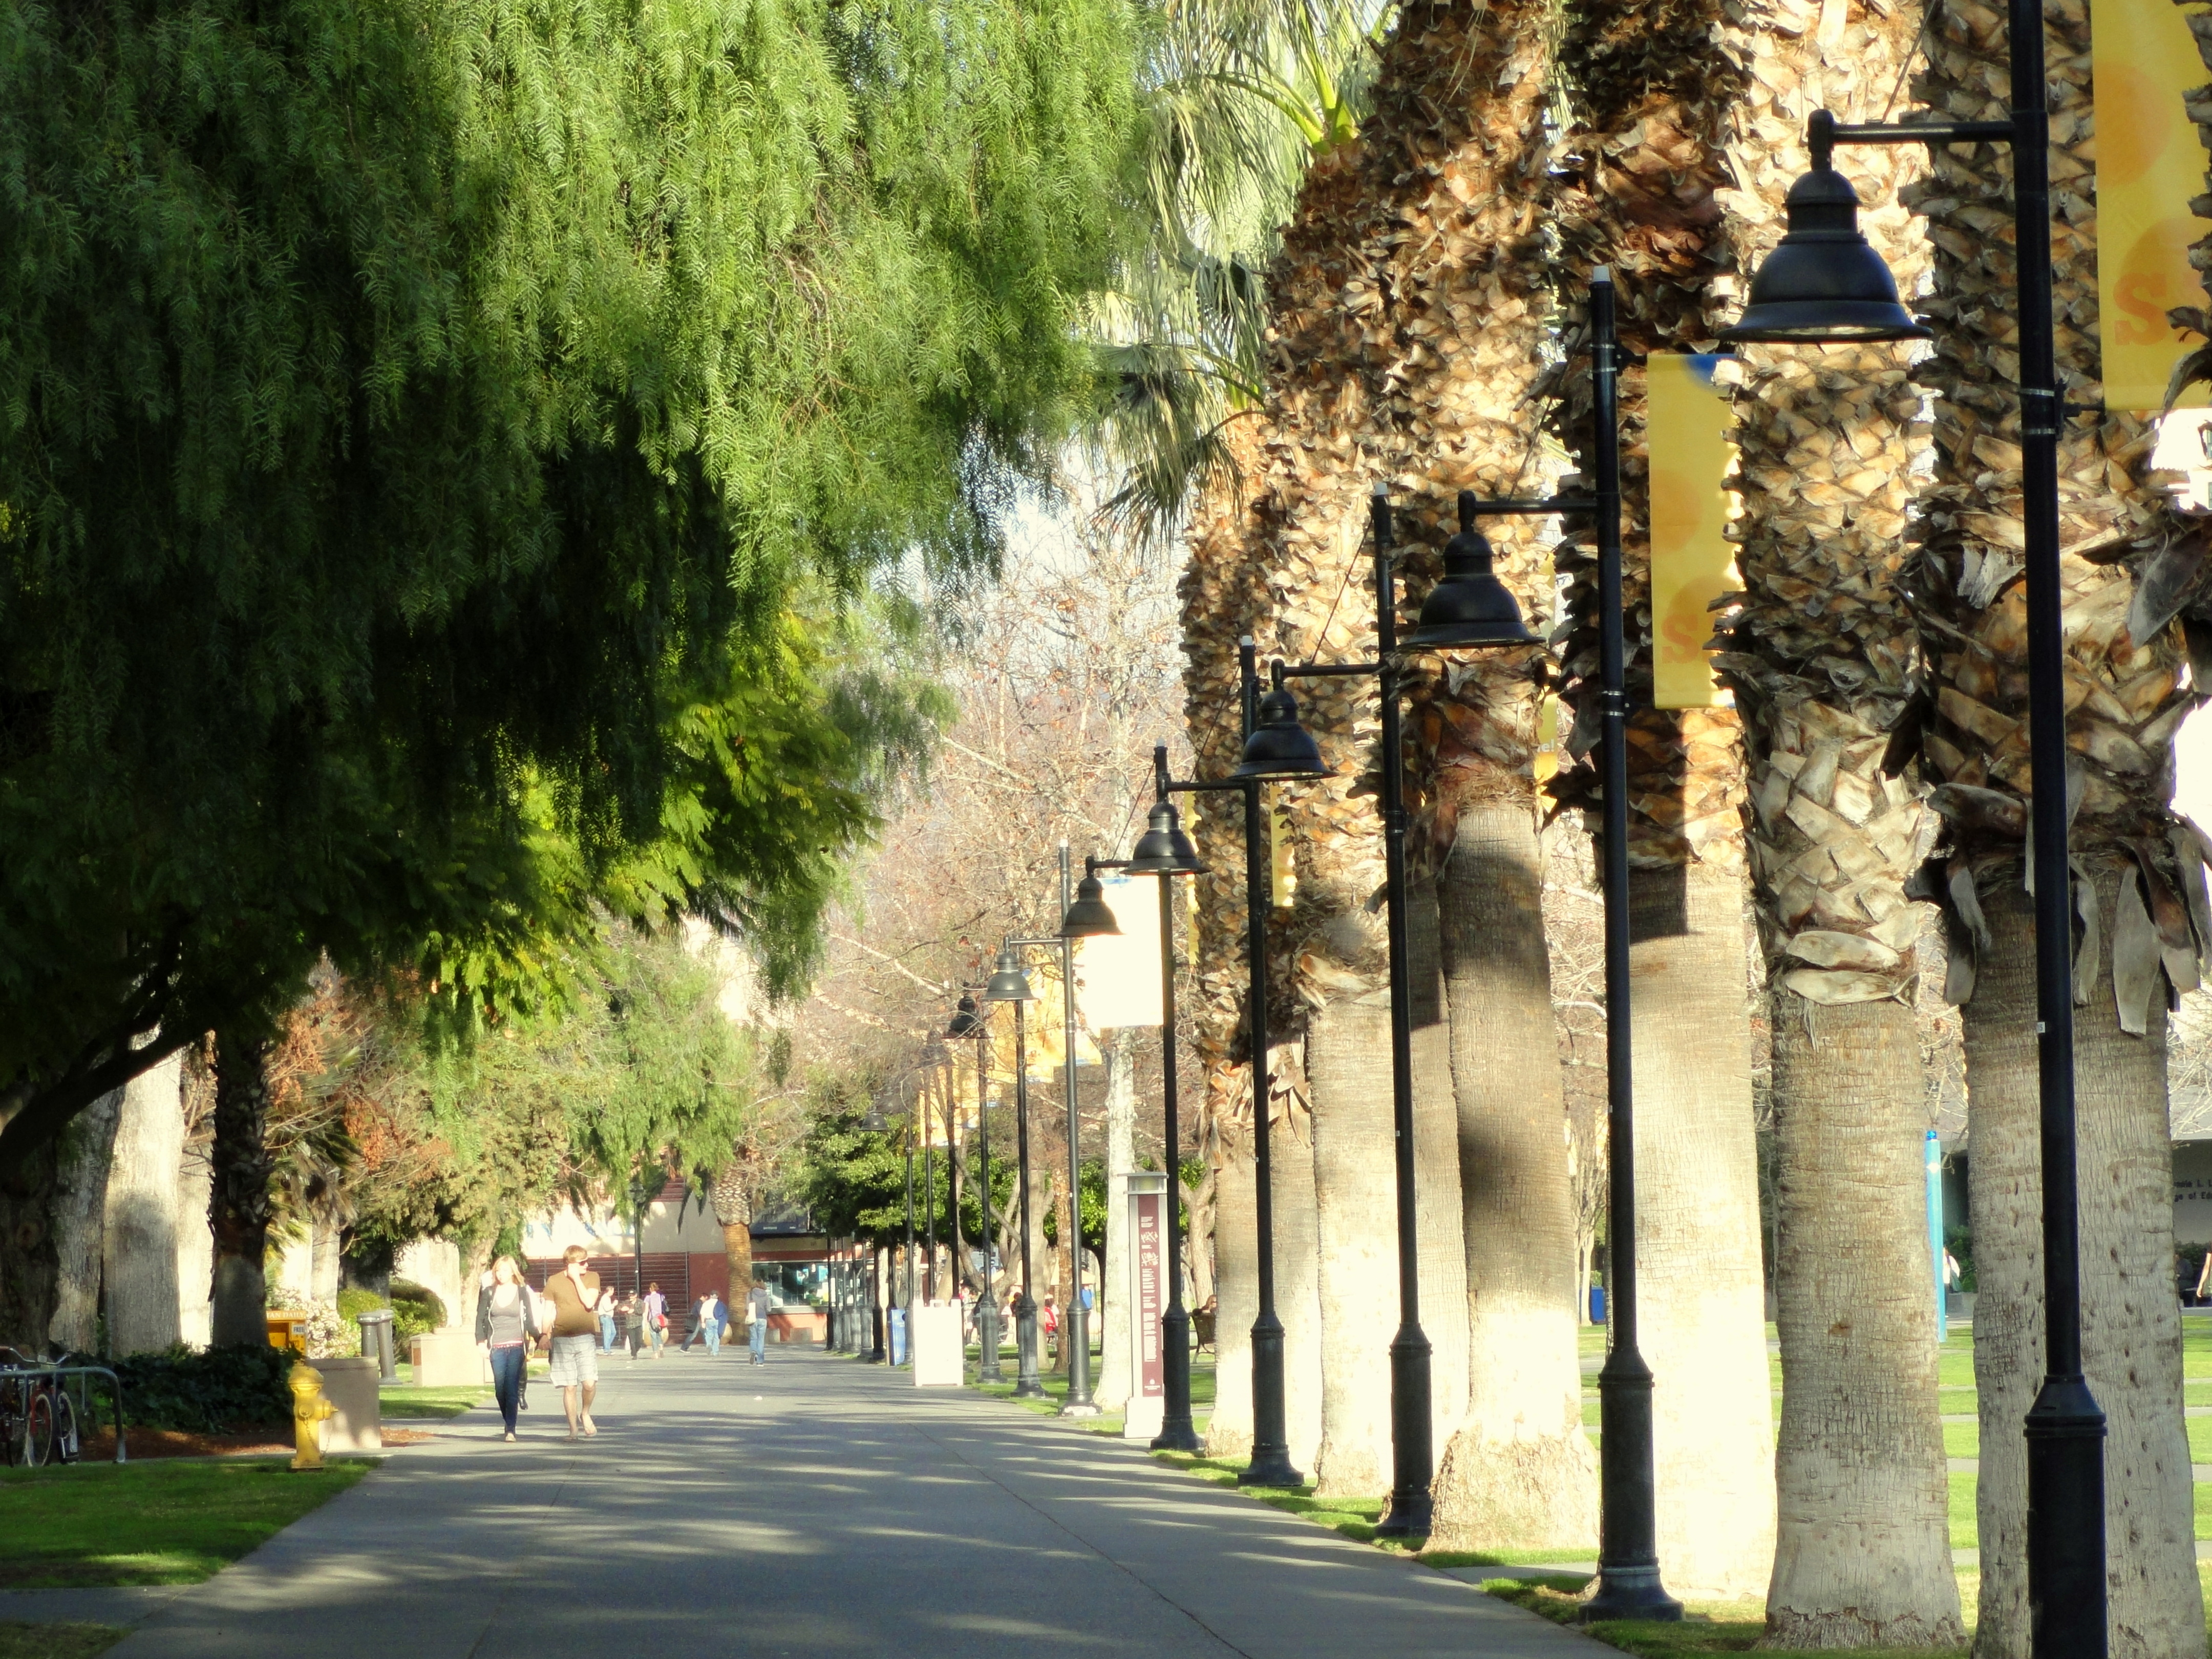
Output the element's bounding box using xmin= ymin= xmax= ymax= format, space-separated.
xmin=542 ymin=1244 xmax=602 ymax=1438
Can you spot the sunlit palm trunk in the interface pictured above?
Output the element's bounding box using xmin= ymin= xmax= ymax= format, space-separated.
xmin=1207 ymin=1126 xmax=1258 ymax=1459
xmin=1547 ymin=0 xmax=1775 ymax=1590
xmin=1964 ymin=872 xmax=2197 ymax=1659
xmin=1428 ymin=793 xmax=1600 ymax=1550
xmin=104 ymin=1051 xmax=185 ymax=1354
xmin=1306 ymin=996 xmax=1396 ymax=1494
xmin=1911 ymin=0 xmax=2205 ymax=1649
xmin=1693 ymin=0 xmax=1963 ymax=1639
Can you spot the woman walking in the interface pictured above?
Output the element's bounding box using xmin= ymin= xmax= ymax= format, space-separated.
xmin=642 ymin=1281 xmax=669 ymax=1358
xmin=474 ymin=1256 xmax=540 ymax=1442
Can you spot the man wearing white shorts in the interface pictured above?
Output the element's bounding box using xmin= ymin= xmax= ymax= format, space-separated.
xmin=542 ymin=1245 xmax=602 ymax=1439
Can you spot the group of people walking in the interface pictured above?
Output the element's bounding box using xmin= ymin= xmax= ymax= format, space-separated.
xmin=473 ymin=1246 xmax=780 ymax=1440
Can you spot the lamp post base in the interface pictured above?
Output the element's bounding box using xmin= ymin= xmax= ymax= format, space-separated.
xmin=1061 ymin=1306 xmax=1098 ymax=1415
xmin=1582 ymin=1562 xmax=1683 ymax=1625
xmin=2026 ymin=1374 xmax=2107 ymax=1658
xmin=1152 ymin=1308 xmax=1201 ymax=1453
xmin=1372 ymin=1323 xmax=1434 ymax=1540
xmin=1238 ymin=1316 xmax=1303 ymax=1488
xmin=976 ymin=1306 xmax=1003 ymax=1383
xmin=1014 ymin=1300 xmax=1046 ymax=1398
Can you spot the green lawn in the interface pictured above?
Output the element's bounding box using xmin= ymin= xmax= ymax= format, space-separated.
xmin=0 ymin=1627 xmax=122 ymax=1659
xmin=969 ymin=1352 xmax=1217 ymax=1439
xmin=378 ymin=1384 xmax=492 ymax=1420
xmin=0 ymin=1460 xmax=368 ymax=1588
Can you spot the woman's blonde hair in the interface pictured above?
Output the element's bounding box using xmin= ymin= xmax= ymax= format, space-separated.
xmin=491 ymin=1254 xmax=522 ymax=1283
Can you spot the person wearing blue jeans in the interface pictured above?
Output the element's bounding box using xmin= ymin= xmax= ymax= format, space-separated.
xmin=685 ymin=1290 xmax=724 ymax=1356
xmin=474 ymin=1255 xmax=541 ymax=1442
xmin=747 ymin=1283 xmax=772 ymax=1364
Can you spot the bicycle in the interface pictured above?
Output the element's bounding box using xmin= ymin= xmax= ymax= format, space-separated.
xmin=0 ymin=1348 xmax=81 ymax=1469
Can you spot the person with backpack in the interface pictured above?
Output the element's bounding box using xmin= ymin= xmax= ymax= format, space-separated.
xmin=640 ymin=1281 xmax=668 ymax=1357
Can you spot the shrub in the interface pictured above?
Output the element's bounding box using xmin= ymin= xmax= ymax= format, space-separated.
xmin=301 ymin=1300 xmax=359 ymax=1359
xmin=390 ymin=1281 xmax=446 ymax=1343
xmin=101 ymin=1345 xmax=292 ymax=1433
xmin=335 ymin=1287 xmax=388 ymax=1323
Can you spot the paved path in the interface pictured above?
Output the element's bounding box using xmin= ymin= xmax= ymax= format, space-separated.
xmin=71 ymin=1347 xmax=1602 ymax=1658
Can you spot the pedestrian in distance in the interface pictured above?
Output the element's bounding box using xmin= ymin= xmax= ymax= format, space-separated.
xmin=642 ymin=1281 xmax=669 ymax=1357
xmin=1041 ymin=1294 xmax=1059 ymax=1362
xmin=475 ymin=1255 xmax=540 ymax=1442
xmin=685 ymin=1289 xmax=724 ymax=1356
xmin=597 ymin=1284 xmax=619 ymax=1353
xmin=542 ymin=1244 xmax=603 ymax=1439
xmin=615 ymin=1289 xmax=640 ymax=1359
xmin=747 ymin=1280 xmax=773 ymax=1365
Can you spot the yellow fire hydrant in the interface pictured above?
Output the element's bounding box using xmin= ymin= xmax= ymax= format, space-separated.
xmin=289 ymin=1360 xmax=336 ymax=1471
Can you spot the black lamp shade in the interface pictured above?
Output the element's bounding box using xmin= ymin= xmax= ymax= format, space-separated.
xmin=1228 ymin=685 xmax=1330 ymax=781
xmin=1401 ymin=492 xmax=1541 ymax=649
xmin=946 ymin=994 xmax=983 ymax=1039
xmin=1060 ymin=872 xmax=1123 ymax=939
xmin=1128 ymin=800 xmax=1207 ymax=875
xmin=1719 ymin=162 xmax=1930 ymax=344
xmin=982 ymin=948 xmax=1034 ymax=1003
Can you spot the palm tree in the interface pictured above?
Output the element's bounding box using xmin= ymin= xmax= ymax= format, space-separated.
xmin=1287 ymin=0 xmax=1599 ymax=1550
xmin=1907 ymin=0 xmax=2202 ymax=1647
xmin=1537 ymin=0 xmax=1776 ymax=1599
xmin=1698 ymin=2 xmax=1964 ymax=1642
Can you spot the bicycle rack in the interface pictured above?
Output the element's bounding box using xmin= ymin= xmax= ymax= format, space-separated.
xmin=0 ymin=1363 xmax=128 ymax=1464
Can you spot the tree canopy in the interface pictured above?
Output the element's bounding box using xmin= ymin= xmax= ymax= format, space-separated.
xmin=0 ymin=0 xmax=1148 ymax=1169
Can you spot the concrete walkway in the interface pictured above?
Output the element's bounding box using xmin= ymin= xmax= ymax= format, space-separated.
xmin=67 ymin=1347 xmax=1603 ymax=1658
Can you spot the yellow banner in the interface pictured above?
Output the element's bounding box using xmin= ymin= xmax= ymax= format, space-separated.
xmin=2093 ymin=0 xmax=2211 ymax=410
xmin=1648 ymin=354 xmax=1737 ymax=710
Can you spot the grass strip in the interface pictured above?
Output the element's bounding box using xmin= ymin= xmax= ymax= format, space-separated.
xmin=0 ymin=1625 xmax=123 ymax=1658
xmin=0 ymin=1459 xmax=369 ymax=1587
xmin=1481 ymin=1579 xmax=1967 ymax=1657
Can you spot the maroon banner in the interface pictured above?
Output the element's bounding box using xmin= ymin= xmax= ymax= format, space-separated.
xmin=1136 ymin=1190 xmax=1163 ymax=1397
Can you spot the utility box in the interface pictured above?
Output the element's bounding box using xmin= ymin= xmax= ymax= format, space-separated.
xmin=1122 ymin=1172 xmax=1167 ymax=1442
xmin=315 ymin=1357 xmax=382 ymax=1453
xmin=911 ymin=1303 xmax=964 ymax=1387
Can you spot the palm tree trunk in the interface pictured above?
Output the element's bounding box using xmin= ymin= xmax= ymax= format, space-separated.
xmin=1430 ymin=795 xmax=1600 ymax=1551
xmin=209 ymin=1031 xmax=275 ymax=1348
xmin=1207 ymin=1125 xmax=1258 ymax=1459
xmin=1546 ymin=0 xmax=1776 ymax=1599
xmin=1964 ymin=867 xmax=2197 ymax=1659
xmin=0 ymin=1139 xmax=62 ymax=1349
xmin=104 ymin=1050 xmax=184 ymax=1354
xmin=1408 ymin=873 xmax=1470 ymax=1463
xmin=1268 ymin=1054 xmax=1325 ymax=1475
xmin=1306 ymin=997 xmax=1396 ymax=1495
xmin=1765 ymin=998 xmax=1959 ymax=1645
xmin=1910 ymin=0 xmax=2205 ymax=1649
xmin=1626 ymin=863 xmax=1776 ymax=1599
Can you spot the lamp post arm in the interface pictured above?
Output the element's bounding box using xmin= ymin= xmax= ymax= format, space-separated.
xmin=1280 ymin=661 xmax=1382 ymax=680
xmin=1460 ymin=496 xmax=1597 ymax=517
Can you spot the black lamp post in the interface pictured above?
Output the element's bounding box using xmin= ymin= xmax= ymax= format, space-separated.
xmin=1153 ymin=638 xmax=1329 ymax=1488
xmin=1719 ymin=36 xmax=2101 ymax=1651
xmin=901 ymin=1078 xmax=918 ymax=1364
xmin=1447 ymin=270 xmax=1677 ymax=1622
xmin=1010 ymin=848 xmax=1100 ymax=1417
xmin=983 ymin=947 xmax=1047 ymax=1397
xmin=949 ymin=992 xmax=1003 ymax=1382
xmin=1061 ymin=752 xmax=1210 ymax=1451
xmin=1262 ymin=475 xmax=1538 ymax=1537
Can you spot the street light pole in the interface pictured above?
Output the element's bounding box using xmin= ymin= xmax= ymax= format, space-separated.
xmin=1056 ymin=844 xmax=1099 ymax=1416
xmin=984 ymin=947 xmax=1046 ymax=1398
xmin=1719 ymin=19 xmax=2102 ymax=1644
xmin=950 ymin=993 xmax=1003 ymax=1383
xmin=1444 ymin=274 xmax=1675 ymax=1619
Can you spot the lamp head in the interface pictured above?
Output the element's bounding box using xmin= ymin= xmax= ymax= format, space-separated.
xmin=945 ymin=994 xmax=983 ymax=1040
xmin=1401 ymin=492 xmax=1541 ymax=649
xmin=1127 ymin=799 xmax=1206 ymax=875
xmin=1228 ymin=682 xmax=1330 ymax=781
xmin=1058 ymin=870 xmax=1123 ymax=939
xmin=981 ymin=947 xmax=1035 ymax=1003
xmin=1719 ymin=114 xmax=1930 ymax=344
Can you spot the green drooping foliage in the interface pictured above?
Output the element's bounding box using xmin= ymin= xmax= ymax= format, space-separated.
xmin=789 ymin=1085 xmax=912 ymax=1249
xmin=344 ymin=923 xmax=772 ymax=1252
xmin=0 ymin=0 xmax=1143 ymax=1168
